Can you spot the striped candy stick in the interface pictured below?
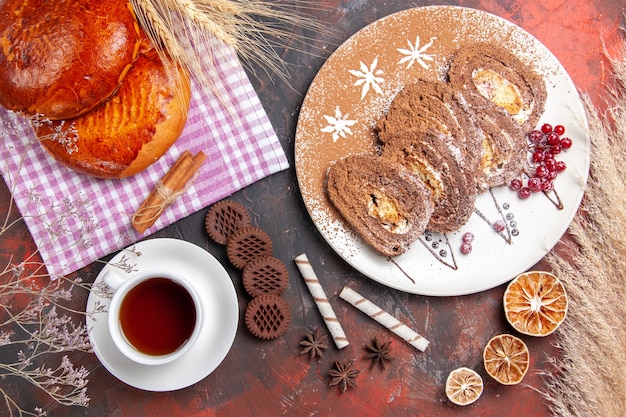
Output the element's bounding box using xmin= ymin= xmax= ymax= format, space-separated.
xmin=339 ymin=286 xmax=429 ymax=352
xmin=294 ymin=254 xmax=349 ymax=349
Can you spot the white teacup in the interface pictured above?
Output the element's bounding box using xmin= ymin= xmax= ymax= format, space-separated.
xmin=103 ymin=269 xmax=203 ymax=366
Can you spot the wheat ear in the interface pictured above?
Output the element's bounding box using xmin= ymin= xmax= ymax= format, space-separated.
xmin=130 ymin=0 xmax=328 ymax=94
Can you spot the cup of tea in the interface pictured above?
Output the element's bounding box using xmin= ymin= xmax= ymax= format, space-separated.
xmin=103 ymin=269 xmax=203 ymax=365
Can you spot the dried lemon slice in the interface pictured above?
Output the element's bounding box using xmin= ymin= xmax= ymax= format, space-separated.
xmin=483 ymin=334 xmax=529 ymax=385
xmin=504 ymin=271 xmax=568 ymax=336
xmin=445 ymin=367 xmax=483 ymax=406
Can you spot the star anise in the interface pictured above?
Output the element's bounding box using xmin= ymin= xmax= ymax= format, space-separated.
xmin=300 ymin=327 xmax=329 ymax=360
xmin=364 ymin=337 xmax=393 ymax=370
xmin=328 ymin=359 xmax=360 ymax=392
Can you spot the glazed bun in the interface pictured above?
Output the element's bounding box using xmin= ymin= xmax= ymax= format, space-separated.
xmin=0 ymin=0 xmax=141 ymax=120
xmin=36 ymin=48 xmax=191 ymax=179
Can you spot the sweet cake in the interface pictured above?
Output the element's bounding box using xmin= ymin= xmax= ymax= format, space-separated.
xmin=447 ymin=42 xmax=547 ymax=190
xmin=381 ymin=130 xmax=477 ymax=233
xmin=376 ymin=80 xmax=482 ymax=171
xmin=448 ymin=42 xmax=547 ymax=132
xmin=326 ymin=153 xmax=434 ymax=257
xmin=464 ymin=96 xmax=527 ymax=191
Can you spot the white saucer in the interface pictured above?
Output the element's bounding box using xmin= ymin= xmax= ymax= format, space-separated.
xmin=86 ymin=238 xmax=238 ymax=391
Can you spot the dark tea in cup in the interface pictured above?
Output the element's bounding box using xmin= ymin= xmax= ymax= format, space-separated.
xmin=104 ymin=269 xmax=203 ymax=365
xmin=119 ymin=278 xmax=197 ymax=356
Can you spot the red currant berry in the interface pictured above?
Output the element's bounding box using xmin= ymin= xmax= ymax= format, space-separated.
xmin=541 ymin=123 xmax=553 ymax=134
xmin=541 ymin=179 xmax=554 ymax=191
xmin=460 ymin=242 xmax=472 ymax=254
xmin=528 ymin=130 xmax=543 ymax=143
xmin=545 ymin=158 xmax=557 ymax=172
xmin=549 ymin=144 xmax=562 ymax=155
xmin=532 ymin=149 xmax=545 ymax=163
xmin=555 ymin=160 xmax=567 ymax=172
xmin=547 ymin=171 xmax=558 ymax=180
xmin=462 ymin=232 xmax=475 ymax=243
xmin=560 ymin=137 xmax=572 ymax=149
xmin=535 ymin=165 xmax=549 ymax=178
xmin=554 ymin=125 xmax=565 ymax=135
xmin=528 ymin=177 xmax=543 ymax=192
xmin=518 ymin=187 xmax=532 ymax=199
xmin=509 ymin=178 xmax=523 ymax=190
xmin=547 ymin=132 xmax=560 ymax=146
xmin=493 ymin=220 xmax=506 ymax=232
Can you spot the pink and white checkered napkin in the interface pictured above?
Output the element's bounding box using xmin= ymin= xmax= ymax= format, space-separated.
xmin=0 ymin=42 xmax=288 ymax=278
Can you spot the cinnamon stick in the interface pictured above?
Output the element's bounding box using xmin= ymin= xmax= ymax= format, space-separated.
xmin=131 ymin=150 xmax=206 ymax=233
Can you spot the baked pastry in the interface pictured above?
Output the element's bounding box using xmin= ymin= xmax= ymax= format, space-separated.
xmin=376 ymin=80 xmax=482 ymax=170
xmin=381 ymin=130 xmax=477 ymax=233
xmin=205 ymin=200 xmax=252 ymax=245
xmin=448 ymin=42 xmax=547 ymax=131
xmin=462 ymin=94 xmax=527 ymax=191
xmin=326 ymin=154 xmax=434 ymax=257
xmin=36 ymin=47 xmax=191 ymax=179
xmin=0 ymin=0 xmax=141 ymax=120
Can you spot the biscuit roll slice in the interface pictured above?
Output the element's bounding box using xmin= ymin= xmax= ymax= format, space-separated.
xmin=464 ymin=98 xmax=527 ymax=191
xmin=448 ymin=43 xmax=547 ymax=131
xmin=376 ymin=80 xmax=482 ymax=170
xmin=382 ymin=131 xmax=477 ymax=233
xmin=326 ymin=154 xmax=434 ymax=257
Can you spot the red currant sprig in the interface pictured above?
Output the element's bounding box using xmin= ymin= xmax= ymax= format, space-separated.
xmin=509 ymin=123 xmax=571 ymax=199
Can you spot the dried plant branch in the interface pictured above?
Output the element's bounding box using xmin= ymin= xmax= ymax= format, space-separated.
xmin=0 ymin=262 xmax=93 ymax=414
xmin=543 ymin=39 xmax=626 ymax=417
xmin=30 ymin=115 xmax=79 ymax=156
xmin=1 ymin=128 xmax=95 ymax=415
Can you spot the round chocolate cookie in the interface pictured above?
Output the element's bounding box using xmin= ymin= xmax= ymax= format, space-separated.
xmin=226 ymin=226 xmax=273 ymax=269
xmin=242 ymin=255 xmax=289 ymax=297
xmin=205 ymin=200 xmax=251 ymax=245
xmin=245 ymin=294 xmax=291 ymax=340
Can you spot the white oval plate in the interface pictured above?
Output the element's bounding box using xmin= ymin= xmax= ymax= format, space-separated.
xmin=295 ymin=6 xmax=589 ymax=296
xmin=86 ymin=238 xmax=238 ymax=391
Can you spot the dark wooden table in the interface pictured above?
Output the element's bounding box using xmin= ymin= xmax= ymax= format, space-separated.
xmin=0 ymin=0 xmax=624 ymax=415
